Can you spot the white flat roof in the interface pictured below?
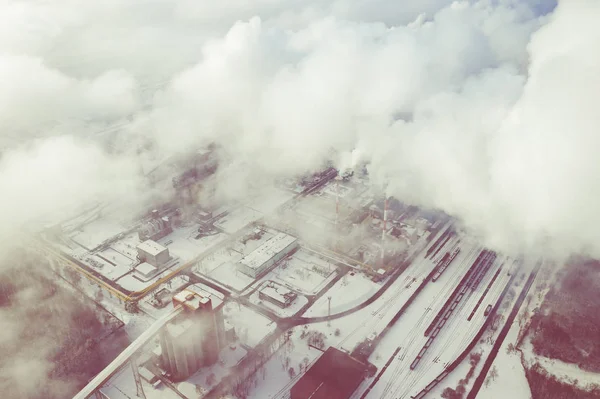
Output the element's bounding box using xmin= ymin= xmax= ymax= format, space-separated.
xmin=239 ymin=232 xmax=297 ymax=270
xmin=136 ymin=262 xmax=157 ymax=275
xmin=137 ymin=239 xmax=166 ymax=256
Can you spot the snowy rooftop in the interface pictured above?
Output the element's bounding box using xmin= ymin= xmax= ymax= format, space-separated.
xmin=136 ymin=262 xmax=157 ymax=276
xmin=238 ymin=232 xmax=297 ymax=270
xmin=173 ymin=289 xmax=211 ymax=311
xmin=260 ymin=281 xmax=297 ymax=303
xmin=137 ymin=240 xmax=167 ymax=256
xmin=186 ymin=284 xmax=225 ymax=309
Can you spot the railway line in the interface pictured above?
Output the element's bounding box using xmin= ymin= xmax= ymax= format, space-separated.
xmin=356 ymin=242 xmax=512 ymax=399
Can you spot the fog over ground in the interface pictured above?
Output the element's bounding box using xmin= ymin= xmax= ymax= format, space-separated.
xmin=4 ymin=0 xmax=600 ymax=396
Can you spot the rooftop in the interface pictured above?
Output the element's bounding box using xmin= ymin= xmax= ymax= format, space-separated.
xmin=173 ymin=289 xmax=213 ymax=311
xmin=136 ymin=239 xmax=167 ymax=256
xmin=291 ymin=347 xmax=370 ymax=399
xmin=260 ymin=281 xmax=297 ymax=303
xmin=136 ymin=262 xmax=157 ymax=276
xmin=239 ymin=232 xmax=297 ymax=270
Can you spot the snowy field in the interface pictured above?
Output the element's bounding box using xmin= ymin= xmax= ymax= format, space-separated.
xmin=215 ymin=206 xmax=263 ymax=234
xmin=222 ymin=302 xmax=277 ymax=348
xmin=474 ymin=319 xmax=532 ymax=399
xmin=69 ymin=218 xmax=127 ymax=250
xmin=303 ymin=272 xmax=381 ymax=317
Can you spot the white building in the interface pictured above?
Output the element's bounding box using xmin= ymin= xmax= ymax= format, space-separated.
xmin=137 ymin=239 xmax=171 ymax=267
xmin=236 ymin=232 xmax=298 ymax=278
xmin=135 ymin=262 xmax=158 ymax=278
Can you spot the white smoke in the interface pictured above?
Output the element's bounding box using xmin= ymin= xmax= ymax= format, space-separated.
xmin=13 ymin=0 xmax=600 ymax=396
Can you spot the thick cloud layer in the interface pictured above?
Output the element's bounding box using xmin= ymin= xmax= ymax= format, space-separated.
xmin=13 ymin=0 xmax=600 ymax=396
xmin=6 ymin=0 xmax=599 ymax=261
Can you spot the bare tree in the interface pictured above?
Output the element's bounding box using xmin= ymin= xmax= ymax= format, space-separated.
xmin=489 ymin=366 xmax=499 ymax=382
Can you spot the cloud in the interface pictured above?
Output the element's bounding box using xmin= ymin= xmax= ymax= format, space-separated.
xmin=137 ymin=0 xmax=580 ymax=259
xmin=13 ymin=0 xmax=600 ymax=395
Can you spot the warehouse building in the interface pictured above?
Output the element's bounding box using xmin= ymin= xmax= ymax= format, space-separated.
xmin=259 ymin=281 xmax=298 ymax=308
xmin=236 ymin=232 xmax=298 ymax=278
xmin=291 ymin=347 xmax=372 ymax=399
xmin=137 ymin=240 xmax=171 ymax=267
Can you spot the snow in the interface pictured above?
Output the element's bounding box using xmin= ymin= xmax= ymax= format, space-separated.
xmin=137 ymin=240 xmax=168 ymax=257
xmin=185 ymin=344 xmax=248 ymax=394
xmin=304 ymin=272 xmax=380 ymax=317
xmin=354 ymin=248 xmax=513 ymax=399
xmin=248 ymin=283 xmax=309 ymax=318
xmin=476 ymin=323 xmax=532 ymax=399
xmin=192 ymin=230 xmax=280 ymax=291
xmin=222 ymin=302 xmax=277 ymax=348
xmin=101 ymin=365 xmax=181 ymax=399
xmin=270 ymin=249 xmax=338 ymax=295
xmin=156 ymin=225 xmax=228 ymax=263
xmin=246 ymin=326 xmax=335 ymax=399
xmin=69 ymin=218 xmax=126 ymax=250
xmin=244 ymin=186 xmax=296 ymax=215
xmin=215 ymin=206 xmax=263 ymax=234
xmin=208 ymin=262 xmax=257 ymax=291
xmin=186 ymin=283 xmax=226 ymax=309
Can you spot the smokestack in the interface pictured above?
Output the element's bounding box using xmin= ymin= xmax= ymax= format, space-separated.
xmin=381 ymin=197 xmax=388 ymax=261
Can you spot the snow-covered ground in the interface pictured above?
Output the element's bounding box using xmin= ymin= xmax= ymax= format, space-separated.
xmin=215 ymin=206 xmax=264 ymax=234
xmin=222 ymin=302 xmax=277 ymax=348
xmin=69 ymin=217 xmax=127 ymax=250
xmin=243 ymin=237 xmax=482 ymax=399
xmin=303 ymin=272 xmax=380 ymax=317
xmin=101 ymin=366 xmax=182 ymax=399
xmin=270 ymin=249 xmax=338 ymax=295
xmin=185 ymin=344 xmax=248 ymax=394
xmin=247 ymin=324 xmax=343 ymax=399
xmin=518 ymin=265 xmax=600 ymax=390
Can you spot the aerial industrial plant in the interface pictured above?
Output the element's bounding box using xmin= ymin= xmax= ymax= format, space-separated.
xmin=2 ymin=2 xmax=596 ymax=399
xmin=25 ymin=146 xmax=541 ymax=399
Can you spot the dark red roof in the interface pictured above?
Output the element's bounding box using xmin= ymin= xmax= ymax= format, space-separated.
xmin=291 ymin=347 xmax=368 ymax=399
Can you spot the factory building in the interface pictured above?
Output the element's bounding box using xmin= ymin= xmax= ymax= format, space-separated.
xmin=236 ymin=232 xmax=298 ymax=278
xmin=138 ymin=211 xmax=173 ymax=242
xmin=137 ymin=240 xmax=171 ymax=267
xmin=158 ymin=289 xmax=225 ymax=381
xmin=259 ymin=281 xmax=298 ymax=308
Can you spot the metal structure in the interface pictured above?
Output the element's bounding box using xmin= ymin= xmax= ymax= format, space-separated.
xmin=73 ymin=306 xmax=184 ymax=399
xmin=131 ymin=356 xmax=146 ymax=399
xmin=381 ymin=197 xmax=388 ymax=262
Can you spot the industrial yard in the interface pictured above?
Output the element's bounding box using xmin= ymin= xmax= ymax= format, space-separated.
xmin=28 ymin=148 xmax=537 ymax=399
